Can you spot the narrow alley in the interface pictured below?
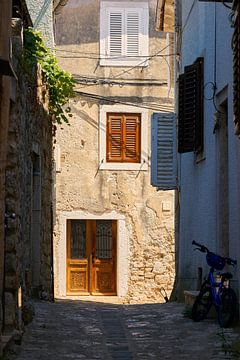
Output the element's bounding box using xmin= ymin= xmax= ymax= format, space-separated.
xmin=5 ymin=299 xmax=240 ymax=360
xmin=1 ymin=0 xmax=240 ymax=359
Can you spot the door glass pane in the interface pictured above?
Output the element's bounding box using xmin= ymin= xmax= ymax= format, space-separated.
xmin=70 ymin=220 xmax=86 ymax=259
xmin=96 ymin=220 xmax=112 ymax=259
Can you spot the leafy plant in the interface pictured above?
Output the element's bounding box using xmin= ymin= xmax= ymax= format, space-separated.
xmin=24 ymin=27 xmax=75 ymax=123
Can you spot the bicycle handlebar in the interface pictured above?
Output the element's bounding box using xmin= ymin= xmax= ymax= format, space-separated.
xmin=192 ymin=240 xmax=209 ymax=253
xmin=226 ymin=257 xmax=237 ymax=266
xmin=192 ymin=241 xmax=237 ymax=266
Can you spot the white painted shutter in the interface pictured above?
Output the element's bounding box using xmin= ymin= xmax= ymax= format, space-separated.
xmin=109 ymin=11 xmax=123 ymax=56
xmin=151 ymin=112 xmax=178 ymax=190
xmin=126 ymin=11 xmax=140 ymax=56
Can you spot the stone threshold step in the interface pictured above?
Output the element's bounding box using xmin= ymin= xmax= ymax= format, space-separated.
xmin=184 ymin=290 xmax=199 ymax=307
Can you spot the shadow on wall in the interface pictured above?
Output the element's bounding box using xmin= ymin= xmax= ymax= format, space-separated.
xmin=54 ymin=0 xmax=165 ymax=45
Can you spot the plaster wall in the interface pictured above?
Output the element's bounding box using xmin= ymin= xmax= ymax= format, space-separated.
xmin=26 ymin=0 xmax=54 ymax=48
xmin=176 ymin=1 xmax=240 ymax=299
xmin=53 ymin=0 xmax=175 ymax=303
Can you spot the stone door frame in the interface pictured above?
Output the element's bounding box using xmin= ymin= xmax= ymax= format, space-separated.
xmin=54 ymin=211 xmax=129 ymax=298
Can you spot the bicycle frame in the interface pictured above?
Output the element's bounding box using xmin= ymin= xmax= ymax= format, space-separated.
xmin=207 ymin=268 xmax=225 ymax=308
xmin=192 ymin=241 xmax=237 ymax=327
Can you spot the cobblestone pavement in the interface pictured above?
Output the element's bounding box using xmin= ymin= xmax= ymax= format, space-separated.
xmin=5 ymin=299 xmax=240 ymax=360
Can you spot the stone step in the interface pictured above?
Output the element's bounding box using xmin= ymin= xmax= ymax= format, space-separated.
xmin=184 ymin=290 xmax=199 ymax=307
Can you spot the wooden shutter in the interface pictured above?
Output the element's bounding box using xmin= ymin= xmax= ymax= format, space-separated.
xmin=107 ymin=114 xmax=123 ymax=162
xmin=106 ymin=113 xmax=141 ymax=163
xmin=178 ymin=58 xmax=204 ymax=153
xmin=109 ymin=11 xmax=123 ymax=56
xmin=233 ymin=0 xmax=240 ymax=135
xmin=126 ymin=11 xmax=140 ymax=56
xmin=124 ymin=114 xmax=141 ymax=162
xmin=151 ymin=112 xmax=177 ymax=189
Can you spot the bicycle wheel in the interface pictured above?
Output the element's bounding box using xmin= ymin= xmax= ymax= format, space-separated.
xmin=217 ymin=288 xmax=237 ymax=328
xmin=192 ymin=281 xmax=213 ymax=322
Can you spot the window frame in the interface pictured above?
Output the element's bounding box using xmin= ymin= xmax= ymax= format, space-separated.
xmin=100 ymin=1 xmax=149 ymax=67
xmin=99 ymin=105 xmax=148 ymax=171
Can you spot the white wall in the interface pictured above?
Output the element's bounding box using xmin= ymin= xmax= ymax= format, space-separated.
xmin=177 ymin=0 xmax=240 ymax=297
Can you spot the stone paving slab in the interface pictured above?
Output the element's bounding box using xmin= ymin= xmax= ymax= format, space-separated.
xmin=4 ymin=299 xmax=240 ymax=360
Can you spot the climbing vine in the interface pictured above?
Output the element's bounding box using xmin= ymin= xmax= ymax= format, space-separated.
xmin=24 ymin=27 xmax=75 ymax=124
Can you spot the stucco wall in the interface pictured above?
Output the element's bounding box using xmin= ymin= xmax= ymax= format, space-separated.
xmin=53 ymin=0 xmax=175 ymax=303
xmin=26 ymin=0 xmax=54 ymax=48
xmin=176 ymin=1 xmax=240 ymax=301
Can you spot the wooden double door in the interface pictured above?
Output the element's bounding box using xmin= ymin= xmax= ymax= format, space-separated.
xmin=67 ymin=219 xmax=117 ymax=295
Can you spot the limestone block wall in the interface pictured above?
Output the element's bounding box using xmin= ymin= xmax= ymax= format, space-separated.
xmin=54 ymin=102 xmax=175 ymax=303
xmin=53 ymin=0 xmax=175 ymax=303
xmin=4 ymin=22 xmax=53 ymax=331
xmin=0 ymin=0 xmax=12 ymax=346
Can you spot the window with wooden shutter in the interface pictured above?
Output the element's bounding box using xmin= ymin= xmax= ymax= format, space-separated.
xmin=178 ymin=57 xmax=204 ymax=153
xmin=100 ymin=2 xmax=149 ymax=66
xmin=233 ymin=0 xmax=240 ymax=136
xmin=151 ymin=112 xmax=177 ymax=190
xmin=107 ymin=113 xmax=141 ymax=163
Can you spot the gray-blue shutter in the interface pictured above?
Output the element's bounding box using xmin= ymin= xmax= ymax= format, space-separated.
xmin=151 ymin=112 xmax=177 ymax=190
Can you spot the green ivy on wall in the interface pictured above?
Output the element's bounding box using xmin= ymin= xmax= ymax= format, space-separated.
xmin=24 ymin=27 xmax=75 ymax=124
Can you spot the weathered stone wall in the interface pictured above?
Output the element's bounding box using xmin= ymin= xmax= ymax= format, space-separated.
xmin=0 ymin=0 xmax=13 ymax=352
xmin=54 ymin=0 xmax=175 ymax=303
xmin=4 ymin=20 xmax=53 ymax=331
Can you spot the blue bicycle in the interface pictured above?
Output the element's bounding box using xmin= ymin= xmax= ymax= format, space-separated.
xmin=191 ymin=241 xmax=237 ymax=328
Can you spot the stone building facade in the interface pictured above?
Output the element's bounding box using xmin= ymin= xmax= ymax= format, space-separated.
xmin=0 ymin=0 xmax=14 ymax=354
xmin=1 ymin=0 xmax=53 ymax=342
xmin=54 ymin=0 xmax=175 ymax=303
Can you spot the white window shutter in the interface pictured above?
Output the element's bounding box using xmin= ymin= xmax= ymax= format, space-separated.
xmin=100 ymin=2 xmax=149 ymax=66
xmin=151 ymin=112 xmax=178 ymax=190
xmin=126 ymin=11 xmax=140 ymax=56
xmin=109 ymin=11 xmax=123 ymax=56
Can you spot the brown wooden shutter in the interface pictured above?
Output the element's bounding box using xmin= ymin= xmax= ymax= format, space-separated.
xmin=106 ymin=113 xmax=141 ymax=163
xmin=178 ymin=58 xmax=204 ymax=153
xmin=123 ymin=114 xmax=141 ymax=162
xmin=233 ymin=0 xmax=240 ymax=136
xmin=107 ymin=114 xmax=123 ymax=162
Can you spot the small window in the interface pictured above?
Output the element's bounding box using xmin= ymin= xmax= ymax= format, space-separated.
xmin=100 ymin=1 xmax=149 ymax=66
xmin=106 ymin=113 xmax=141 ymax=163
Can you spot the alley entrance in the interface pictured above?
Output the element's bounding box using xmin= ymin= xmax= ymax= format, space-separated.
xmin=67 ymin=219 xmax=117 ymax=295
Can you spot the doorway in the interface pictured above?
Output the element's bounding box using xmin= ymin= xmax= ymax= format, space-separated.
xmin=66 ymin=219 xmax=117 ymax=295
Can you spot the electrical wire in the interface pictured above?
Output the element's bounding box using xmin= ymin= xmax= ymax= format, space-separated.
xmin=109 ymin=44 xmax=173 ymax=79
xmin=55 ymin=48 xmax=176 ymax=58
xmin=222 ymin=1 xmax=232 ymax=10
xmin=56 ymin=53 xmax=177 ymax=60
xmin=74 ymin=90 xmax=174 ymax=112
xmin=180 ymin=0 xmax=198 ymax=35
xmin=72 ymin=74 xmax=168 ymax=86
